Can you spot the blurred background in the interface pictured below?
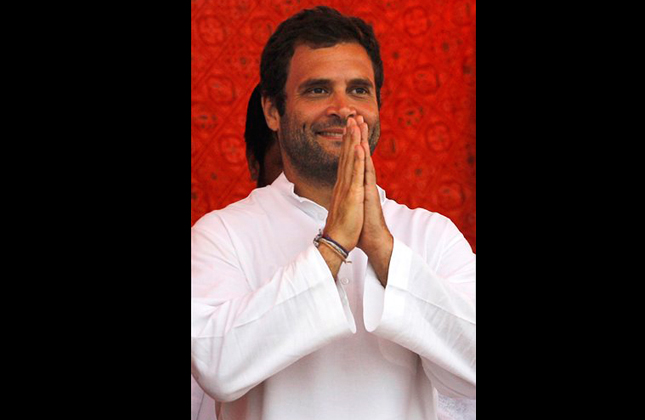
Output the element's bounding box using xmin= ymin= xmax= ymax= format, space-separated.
xmin=191 ymin=0 xmax=476 ymax=252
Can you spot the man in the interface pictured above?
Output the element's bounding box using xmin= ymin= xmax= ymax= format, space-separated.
xmin=191 ymin=6 xmax=476 ymax=420
xmin=192 ymin=85 xmax=474 ymax=420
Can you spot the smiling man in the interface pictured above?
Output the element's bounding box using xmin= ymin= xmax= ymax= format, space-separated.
xmin=191 ymin=6 xmax=476 ymax=420
xmin=269 ymin=42 xmax=380 ymax=188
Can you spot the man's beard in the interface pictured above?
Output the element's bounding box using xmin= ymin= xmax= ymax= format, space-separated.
xmin=279 ymin=114 xmax=380 ymax=187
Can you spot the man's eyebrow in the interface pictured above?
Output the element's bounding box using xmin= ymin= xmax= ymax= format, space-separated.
xmin=348 ymin=78 xmax=375 ymax=89
xmin=298 ymin=78 xmax=375 ymax=91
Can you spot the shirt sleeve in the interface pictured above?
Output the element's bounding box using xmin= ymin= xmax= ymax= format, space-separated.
xmin=191 ymin=374 xmax=217 ymax=420
xmin=363 ymin=222 xmax=476 ymax=399
xmin=191 ymin=215 xmax=356 ymax=403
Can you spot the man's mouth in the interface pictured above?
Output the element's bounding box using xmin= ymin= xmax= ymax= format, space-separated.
xmin=315 ymin=128 xmax=345 ymax=139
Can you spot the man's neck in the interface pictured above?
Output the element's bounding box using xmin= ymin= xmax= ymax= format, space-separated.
xmin=283 ymin=166 xmax=334 ymax=210
xmin=294 ymin=181 xmax=333 ymax=210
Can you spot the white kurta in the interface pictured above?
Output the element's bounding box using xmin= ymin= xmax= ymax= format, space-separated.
xmin=191 ymin=173 xmax=476 ymax=420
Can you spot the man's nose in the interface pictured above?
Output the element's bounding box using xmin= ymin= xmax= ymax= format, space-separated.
xmin=326 ymin=94 xmax=356 ymax=121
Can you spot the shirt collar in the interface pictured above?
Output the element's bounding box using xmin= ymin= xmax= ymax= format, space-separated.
xmin=271 ymin=172 xmax=386 ymax=221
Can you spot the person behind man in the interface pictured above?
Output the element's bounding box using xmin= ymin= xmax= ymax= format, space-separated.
xmin=191 ymin=6 xmax=476 ymax=420
xmin=244 ymin=83 xmax=283 ymax=188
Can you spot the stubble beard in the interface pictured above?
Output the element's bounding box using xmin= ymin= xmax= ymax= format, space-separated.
xmin=279 ymin=113 xmax=380 ymax=188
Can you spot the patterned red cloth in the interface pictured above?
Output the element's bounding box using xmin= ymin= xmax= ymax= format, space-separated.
xmin=191 ymin=0 xmax=476 ymax=252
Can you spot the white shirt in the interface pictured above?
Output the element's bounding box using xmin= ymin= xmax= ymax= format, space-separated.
xmin=191 ymin=173 xmax=476 ymax=420
xmin=191 ymin=374 xmax=475 ymax=420
xmin=192 ymin=374 xmax=217 ymax=420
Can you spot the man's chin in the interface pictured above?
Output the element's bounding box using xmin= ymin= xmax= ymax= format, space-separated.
xmin=293 ymin=160 xmax=338 ymax=187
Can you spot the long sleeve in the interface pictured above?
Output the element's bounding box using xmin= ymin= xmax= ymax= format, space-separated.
xmin=191 ymin=214 xmax=356 ymax=403
xmin=363 ymin=217 xmax=476 ymax=399
xmin=191 ymin=374 xmax=217 ymax=420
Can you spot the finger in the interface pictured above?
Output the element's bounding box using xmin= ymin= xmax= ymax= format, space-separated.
xmin=352 ymin=120 xmax=362 ymax=145
xmin=343 ymin=124 xmax=361 ymax=184
xmin=337 ymin=118 xmax=355 ymax=185
xmin=363 ymin=140 xmax=377 ymax=187
xmin=343 ymin=118 xmax=356 ymax=156
xmin=337 ymin=119 xmax=358 ymax=191
xmin=352 ymin=114 xmax=368 ymax=147
xmin=352 ymin=141 xmax=365 ymax=195
xmin=360 ymin=122 xmax=369 ymax=150
xmin=343 ymin=118 xmax=358 ymax=158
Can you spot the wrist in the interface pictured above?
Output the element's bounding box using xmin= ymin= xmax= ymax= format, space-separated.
xmin=315 ymin=238 xmax=343 ymax=279
xmin=321 ymin=228 xmax=354 ymax=253
xmin=360 ymin=229 xmax=393 ymax=258
xmin=366 ymin=233 xmax=393 ymax=287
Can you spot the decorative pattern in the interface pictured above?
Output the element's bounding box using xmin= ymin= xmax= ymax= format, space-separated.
xmin=191 ymin=0 xmax=476 ymax=252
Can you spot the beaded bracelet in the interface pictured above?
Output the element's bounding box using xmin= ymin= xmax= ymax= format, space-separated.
xmin=321 ymin=234 xmax=350 ymax=257
xmin=313 ymin=230 xmax=352 ymax=264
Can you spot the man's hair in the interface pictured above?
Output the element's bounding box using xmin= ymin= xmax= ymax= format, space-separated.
xmin=260 ymin=5 xmax=384 ymax=116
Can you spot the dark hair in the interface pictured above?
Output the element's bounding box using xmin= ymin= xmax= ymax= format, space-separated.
xmin=244 ymin=83 xmax=274 ymax=170
xmin=260 ymin=5 xmax=384 ymax=116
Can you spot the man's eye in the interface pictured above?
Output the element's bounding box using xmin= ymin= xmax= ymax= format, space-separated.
xmin=307 ymin=87 xmax=328 ymax=94
xmin=352 ymin=87 xmax=370 ymax=95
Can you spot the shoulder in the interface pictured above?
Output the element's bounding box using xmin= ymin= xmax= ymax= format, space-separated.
xmin=192 ymin=186 xmax=278 ymax=234
xmin=382 ymin=198 xmax=457 ymax=234
xmin=382 ymin=197 xmax=472 ymax=256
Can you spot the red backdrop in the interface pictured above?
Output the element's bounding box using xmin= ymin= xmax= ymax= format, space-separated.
xmin=191 ymin=0 xmax=476 ymax=252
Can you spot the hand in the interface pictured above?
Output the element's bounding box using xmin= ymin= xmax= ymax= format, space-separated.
xmin=355 ymin=116 xmax=393 ymax=286
xmin=322 ymin=117 xmax=366 ymax=253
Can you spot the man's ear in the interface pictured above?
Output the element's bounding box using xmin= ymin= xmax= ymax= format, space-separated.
xmin=261 ymin=95 xmax=280 ymax=132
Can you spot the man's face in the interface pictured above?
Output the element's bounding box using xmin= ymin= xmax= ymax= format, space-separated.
xmin=276 ymin=42 xmax=380 ymax=186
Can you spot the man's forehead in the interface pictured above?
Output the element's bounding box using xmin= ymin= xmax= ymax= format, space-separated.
xmin=287 ymin=42 xmax=375 ymax=85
